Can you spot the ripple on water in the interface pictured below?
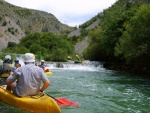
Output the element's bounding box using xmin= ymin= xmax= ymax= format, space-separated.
xmin=0 ymin=68 xmax=150 ymax=113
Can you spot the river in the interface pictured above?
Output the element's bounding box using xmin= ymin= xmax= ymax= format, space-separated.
xmin=0 ymin=61 xmax=150 ymax=113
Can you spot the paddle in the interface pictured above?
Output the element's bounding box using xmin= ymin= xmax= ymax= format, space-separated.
xmin=76 ymin=54 xmax=80 ymax=61
xmin=44 ymin=92 xmax=79 ymax=107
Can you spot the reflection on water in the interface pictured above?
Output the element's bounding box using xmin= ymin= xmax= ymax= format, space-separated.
xmin=0 ymin=61 xmax=149 ymax=113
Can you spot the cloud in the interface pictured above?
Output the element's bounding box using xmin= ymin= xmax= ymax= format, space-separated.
xmin=5 ymin=0 xmax=117 ymax=26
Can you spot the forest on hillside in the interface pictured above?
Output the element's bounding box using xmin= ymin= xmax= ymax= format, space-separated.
xmin=82 ymin=0 xmax=150 ymax=74
xmin=2 ymin=32 xmax=75 ymax=61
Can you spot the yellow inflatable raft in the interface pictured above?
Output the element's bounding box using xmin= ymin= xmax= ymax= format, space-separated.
xmin=0 ymin=86 xmax=60 ymax=113
xmin=45 ymin=71 xmax=53 ymax=76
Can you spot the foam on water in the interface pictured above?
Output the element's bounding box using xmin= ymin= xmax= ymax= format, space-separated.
xmin=46 ymin=60 xmax=105 ymax=72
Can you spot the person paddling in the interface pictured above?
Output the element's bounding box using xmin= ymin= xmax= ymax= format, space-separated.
xmin=0 ymin=55 xmax=14 ymax=85
xmin=14 ymin=59 xmax=21 ymax=69
xmin=38 ymin=60 xmax=45 ymax=69
xmin=6 ymin=53 xmax=50 ymax=97
xmin=38 ymin=60 xmax=50 ymax=72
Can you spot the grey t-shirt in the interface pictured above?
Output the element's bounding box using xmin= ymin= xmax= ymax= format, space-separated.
xmin=8 ymin=63 xmax=49 ymax=96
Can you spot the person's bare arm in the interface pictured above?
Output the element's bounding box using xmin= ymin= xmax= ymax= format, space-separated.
xmin=40 ymin=80 xmax=50 ymax=92
xmin=6 ymin=78 xmax=12 ymax=91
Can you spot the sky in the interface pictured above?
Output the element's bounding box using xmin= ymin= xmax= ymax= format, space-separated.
xmin=4 ymin=0 xmax=117 ymax=27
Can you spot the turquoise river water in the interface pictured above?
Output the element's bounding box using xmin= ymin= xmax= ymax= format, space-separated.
xmin=0 ymin=62 xmax=150 ymax=113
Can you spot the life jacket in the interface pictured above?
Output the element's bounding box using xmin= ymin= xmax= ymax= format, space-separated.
xmin=17 ymin=63 xmax=21 ymax=68
xmin=44 ymin=67 xmax=49 ymax=72
xmin=14 ymin=63 xmax=21 ymax=69
xmin=0 ymin=63 xmax=14 ymax=78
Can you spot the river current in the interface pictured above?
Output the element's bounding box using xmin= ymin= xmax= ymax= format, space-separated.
xmin=0 ymin=61 xmax=150 ymax=113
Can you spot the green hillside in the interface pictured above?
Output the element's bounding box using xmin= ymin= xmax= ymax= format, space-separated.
xmin=82 ymin=0 xmax=150 ymax=74
xmin=2 ymin=32 xmax=74 ymax=61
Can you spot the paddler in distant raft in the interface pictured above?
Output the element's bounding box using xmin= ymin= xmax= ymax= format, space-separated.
xmin=14 ymin=59 xmax=21 ymax=69
xmin=38 ymin=60 xmax=45 ymax=69
xmin=0 ymin=55 xmax=14 ymax=85
xmin=38 ymin=60 xmax=50 ymax=72
xmin=74 ymin=54 xmax=85 ymax=64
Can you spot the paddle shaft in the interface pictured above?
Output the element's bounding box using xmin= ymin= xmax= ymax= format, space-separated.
xmin=45 ymin=93 xmax=56 ymax=99
xmin=44 ymin=92 xmax=63 ymax=104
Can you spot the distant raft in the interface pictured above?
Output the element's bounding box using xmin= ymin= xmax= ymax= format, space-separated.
xmin=0 ymin=86 xmax=60 ymax=113
xmin=74 ymin=60 xmax=82 ymax=64
xmin=45 ymin=71 xmax=53 ymax=76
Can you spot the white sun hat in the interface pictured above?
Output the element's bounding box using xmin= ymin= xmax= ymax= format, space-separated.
xmin=41 ymin=60 xmax=45 ymax=62
xmin=23 ymin=53 xmax=35 ymax=62
xmin=5 ymin=55 xmax=11 ymax=60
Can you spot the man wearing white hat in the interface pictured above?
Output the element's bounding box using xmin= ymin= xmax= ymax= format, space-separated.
xmin=38 ymin=59 xmax=46 ymax=69
xmin=6 ymin=53 xmax=50 ymax=97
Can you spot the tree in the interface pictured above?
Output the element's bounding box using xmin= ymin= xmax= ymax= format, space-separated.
xmin=51 ymin=48 xmax=68 ymax=61
xmin=115 ymin=4 xmax=150 ymax=66
xmin=7 ymin=42 xmax=17 ymax=48
xmin=30 ymin=44 xmax=41 ymax=53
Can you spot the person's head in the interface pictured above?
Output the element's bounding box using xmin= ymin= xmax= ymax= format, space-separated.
xmin=14 ymin=59 xmax=19 ymax=63
xmin=4 ymin=55 xmax=12 ymax=63
xmin=41 ymin=60 xmax=45 ymax=64
xmin=23 ymin=53 xmax=35 ymax=64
